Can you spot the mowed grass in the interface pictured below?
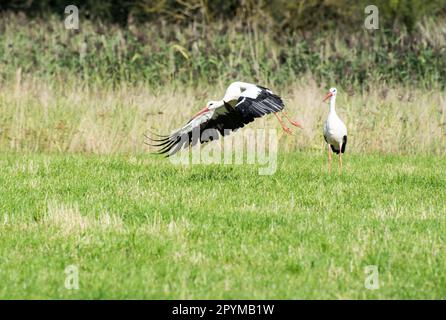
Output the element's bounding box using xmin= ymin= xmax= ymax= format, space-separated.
xmin=0 ymin=152 xmax=445 ymax=299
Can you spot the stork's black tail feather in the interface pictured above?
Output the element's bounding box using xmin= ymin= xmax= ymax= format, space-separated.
xmin=330 ymin=145 xmax=340 ymax=154
xmin=330 ymin=136 xmax=347 ymax=154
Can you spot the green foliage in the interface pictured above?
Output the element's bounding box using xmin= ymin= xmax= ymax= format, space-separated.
xmin=0 ymin=12 xmax=445 ymax=89
xmin=1 ymin=0 xmax=445 ymax=31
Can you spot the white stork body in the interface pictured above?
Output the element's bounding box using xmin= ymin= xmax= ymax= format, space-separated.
xmin=322 ymin=88 xmax=347 ymax=172
xmin=222 ymin=82 xmax=270 ymax=103
xmin=323 ymin=105 xmax=347 ymax=151
xmin=148 ymin=81 xmax=302 ymax=156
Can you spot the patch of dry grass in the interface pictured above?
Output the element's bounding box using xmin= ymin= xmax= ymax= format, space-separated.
xmin=44 ymin=201 xmax=124 ymax=234
xmin=0 ymin=77 xmax=444 ymax=155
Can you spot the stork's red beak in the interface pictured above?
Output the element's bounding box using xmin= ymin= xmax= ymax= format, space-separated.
xmin=191 ymin=107 xmax=210 ymax=119
xmin=323 ymin=92 xmax=333 ymax=102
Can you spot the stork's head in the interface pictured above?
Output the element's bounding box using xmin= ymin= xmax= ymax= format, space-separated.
xmin=323 ymin=87 xmax=337 ymax=102
xmin=206 ymin=100 xmax=224 ymax=110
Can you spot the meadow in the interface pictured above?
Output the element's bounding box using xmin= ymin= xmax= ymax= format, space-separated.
xmin=0 ymin=6 xmax=445 ymax=299
xmin=0 ymin=153 xmax=445 ymax=299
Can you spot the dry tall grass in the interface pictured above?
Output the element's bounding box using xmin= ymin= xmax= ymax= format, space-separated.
xmin=0 ymin=77 xmax=444 ymax=155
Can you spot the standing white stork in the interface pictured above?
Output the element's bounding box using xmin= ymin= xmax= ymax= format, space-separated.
xmin=147 ymin=81 xmax=302 ymax=156
xmin=322 ymin=87 xmax=347 ymax=173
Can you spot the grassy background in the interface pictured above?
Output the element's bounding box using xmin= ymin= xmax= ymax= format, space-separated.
xmin=0 ymin=9 xmax=444 ymax=156
xmin=0 ymin=3 xmax=445 ymax=299
xmin=0 ymin=153 xmax=445 ymax=299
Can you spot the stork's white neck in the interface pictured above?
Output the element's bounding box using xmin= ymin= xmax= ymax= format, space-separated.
xmin=328 ymin=96 xmax=337 ymax=115
xmin=212 ymin=99 xmax=226 ymax=110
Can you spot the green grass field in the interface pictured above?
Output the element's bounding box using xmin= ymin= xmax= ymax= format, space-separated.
xmin=0 ymin=152 xmax=445 ymax=299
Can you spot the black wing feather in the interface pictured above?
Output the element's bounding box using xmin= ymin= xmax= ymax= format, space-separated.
xmin=236 ymin=89 xmax=284 ymax=119
xmin=147 ymin=103 xmax=255 ymax=156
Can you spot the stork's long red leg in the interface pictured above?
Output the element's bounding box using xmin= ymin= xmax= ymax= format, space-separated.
xmin=339 ymin=146 xmax=343 ymax=174
xmin=282 ymin=111 xmax=303 ymax=129
xmin=274 ymin=113 xmax=292 ymax=135
xmin=327 ymin=144 xmax=332 ymax=174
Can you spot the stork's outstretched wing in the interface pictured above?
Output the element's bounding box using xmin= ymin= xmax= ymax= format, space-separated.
xmin=147 ymin=85 xmax=285 ymax=156
xmin=146 ymin=103 xmax=251 ymax=157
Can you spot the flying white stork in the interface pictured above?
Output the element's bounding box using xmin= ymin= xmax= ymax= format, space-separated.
xmin=322 ymin=87 xmax=347 ymax=173
xmin=147 ymin=81 xmax=302 ymax=156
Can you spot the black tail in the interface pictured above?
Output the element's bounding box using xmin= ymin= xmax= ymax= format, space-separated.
xmin=341 ymin=135 xmax=347 ymax=153
xmin=330 ymin=136 xmax=347 ymax=154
